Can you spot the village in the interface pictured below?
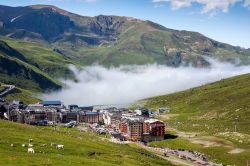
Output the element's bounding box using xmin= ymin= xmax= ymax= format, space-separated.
xmin=0 ymin=98 xmax=166 ymax=142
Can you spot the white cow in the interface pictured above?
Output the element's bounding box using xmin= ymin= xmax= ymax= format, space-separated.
xmin=56 ymin=145 xmax=64 ymax=150
xmin=28 ymin=148 xmax=35 ymax=154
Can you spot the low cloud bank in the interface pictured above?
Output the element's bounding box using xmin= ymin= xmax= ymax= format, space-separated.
xmin=42 ymin=60 xmax=250 ymax=106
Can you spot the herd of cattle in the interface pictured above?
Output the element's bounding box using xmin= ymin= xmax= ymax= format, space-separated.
xmin=10 ymin=139 xmax=64 ymax=154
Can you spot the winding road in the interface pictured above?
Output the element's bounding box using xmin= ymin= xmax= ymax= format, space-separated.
xmin=0 ymin=85 xmax=15 ymax=97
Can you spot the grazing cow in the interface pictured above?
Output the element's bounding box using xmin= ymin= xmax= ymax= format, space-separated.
xmin=28 ymin=148 xmax=35 ymax=154
xmin=51 ymin=143 xmax=57 ymax=147
xmin=56 ymin=145 xmax=64 ymax=150
xmin=10 ymin=144 xmax=15 ymax=147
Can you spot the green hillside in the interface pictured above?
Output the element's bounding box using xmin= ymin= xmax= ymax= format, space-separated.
xmin=0 ymin=37 xmax=80 ymax=94
xmin=4 ymin=87 xmax=40 ymax=104
xmin=0 ymin=120 xmax=171 ymax=166
xmin=1 ymin=37 xmax=77 ymax=80
xmin=0 ymin=43 xmax=60 ymax=91
xmin=143 ymin=73 xmax=250 ymax=165
xmin=144 ymin=73 xmax=250 ymax=134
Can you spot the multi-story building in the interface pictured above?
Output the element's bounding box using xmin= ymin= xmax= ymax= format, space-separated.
xmin=103 ymin=111 xmax=122 ymax=126
xmin=79 ymin=112 xmax=103 ymax=124
xmin=9 ymin=109 xmax=24 ymax=123
xmin=119 ymin=118 xmax=144 ymax=141
xmin=62 ymin=112 xmax=79 ymax=123
xmin=119 ymin=117 xmax=165 ymax=142
xmin=46 ymin=109 xmax=62 ymax=123
xmin=143 ymin=119 xmax=165 ymax=142
xmin=24 ymin=110 xmax=47 ymax=125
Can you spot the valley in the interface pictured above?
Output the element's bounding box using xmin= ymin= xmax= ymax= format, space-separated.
xmin=0 ymin=3 xmax=250 ymax=166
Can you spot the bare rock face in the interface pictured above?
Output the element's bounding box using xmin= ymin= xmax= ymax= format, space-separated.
xmin=89 ymin=15 xmax=124 ymax=39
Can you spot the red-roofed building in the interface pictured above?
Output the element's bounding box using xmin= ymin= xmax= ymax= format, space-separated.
xmin=143 ymin=119 xmax=165 ymax=142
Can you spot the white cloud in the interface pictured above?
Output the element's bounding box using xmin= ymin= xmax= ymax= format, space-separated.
xmin=43 ymin=60 xmax=250 ymax=106
xmin=152 ymin=0 xmax=247 ymax=14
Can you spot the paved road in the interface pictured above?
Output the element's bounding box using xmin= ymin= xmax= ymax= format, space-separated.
xmin=0 ymin=85 xmax=15 ymax=97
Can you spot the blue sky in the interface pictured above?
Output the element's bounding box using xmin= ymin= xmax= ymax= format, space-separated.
xmin=0 ymin=0 xmax=250 ymax=48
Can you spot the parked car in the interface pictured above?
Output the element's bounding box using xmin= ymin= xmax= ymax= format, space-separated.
xmin=64 ymin=121 xmax=77 ymax=128
xmin=37 ymin=120 xmax=48 ymax=126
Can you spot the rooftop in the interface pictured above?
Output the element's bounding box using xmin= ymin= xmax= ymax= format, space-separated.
xmin=144 ymin=119 xmax=163 ymax=124
xmin=85 ymin=112 xmax=98 ymax=115
xmin=42 ymin=101 xmax=62 ymax=106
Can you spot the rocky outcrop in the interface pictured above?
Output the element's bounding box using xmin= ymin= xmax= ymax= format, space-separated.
xmin=88 ymin=15 xmax=124 ymax=40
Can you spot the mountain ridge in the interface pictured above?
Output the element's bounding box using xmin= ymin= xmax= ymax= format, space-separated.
xmin=0 ymin=4 xmax=249 ymax=67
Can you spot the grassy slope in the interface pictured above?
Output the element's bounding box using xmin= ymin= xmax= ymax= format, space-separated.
xmin=4 ymin=88 xmax=40 ymax=104
xmin=143 ymin=73 xmax=250 ymax=165
xmin=145 ymin=73 xmax=250 ymax=134
xmin=0 ymin=120 xmax=171 ymax=166
xmin=1 ymin=37 xmax=77 ymax=80
xmin=0 ymin=82 xmax=39 ymax=104
xmin=0 ymin=54 xmax=61 ymax=91
xmin=0 ymin=37 xmax=81 ymax=103
xmin=0 ymin=37 xmax=78 ymax=103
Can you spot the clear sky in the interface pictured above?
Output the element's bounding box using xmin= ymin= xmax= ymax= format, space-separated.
xmin=0 ymin=0 xmax=249 ymax=48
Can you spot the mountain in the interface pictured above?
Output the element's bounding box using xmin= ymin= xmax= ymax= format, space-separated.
xmin=0 ymin=120 xmax=171 ymax=166
xmin=0 ymin=4 xmax=250 ymax=67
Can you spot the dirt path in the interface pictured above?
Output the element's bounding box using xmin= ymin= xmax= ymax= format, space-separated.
xmin=136 ymin=143 xmax=197 ymax=166
xmin=158 ymin=114 xmax=179 ymax=120
xmin=228 ymin=148 xmax=245 ymax=154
